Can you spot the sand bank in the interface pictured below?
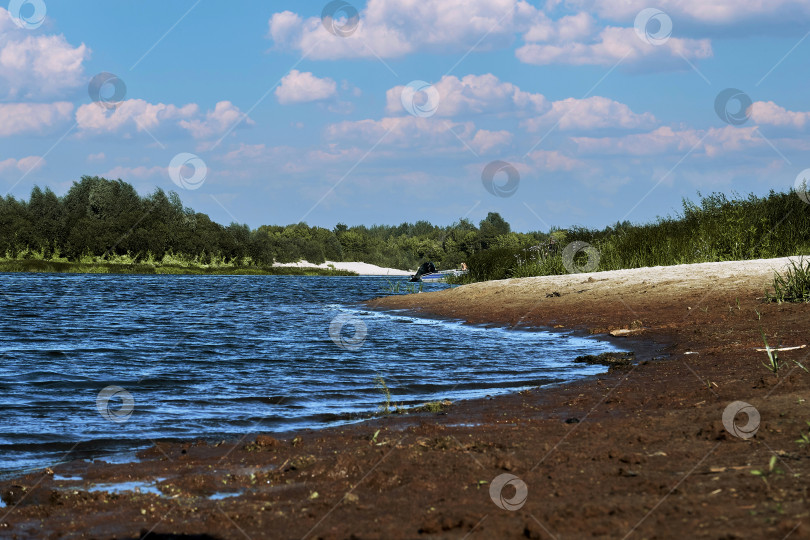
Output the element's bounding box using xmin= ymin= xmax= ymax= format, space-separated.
xmin=273 ymin=260 xmax=412 ymax=276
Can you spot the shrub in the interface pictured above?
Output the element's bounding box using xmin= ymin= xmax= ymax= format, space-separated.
xmin=466 ymin=248 xmax=522 ymax=281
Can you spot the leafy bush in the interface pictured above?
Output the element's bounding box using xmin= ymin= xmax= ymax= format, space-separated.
xmin=466 ymin=248 xmax=522 ymax=281
xmin=510 ymin=255 xmax=567 ymax=278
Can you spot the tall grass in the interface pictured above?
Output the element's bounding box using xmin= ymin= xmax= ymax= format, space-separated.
xmin=381 ymin=279 xmax=423 ymax=293
xmin=766 ymin=258 xmax=810 ymax=303
xmin=462 ymin=190 xmax=810 ymax=282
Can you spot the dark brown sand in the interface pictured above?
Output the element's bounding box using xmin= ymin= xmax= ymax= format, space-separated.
xmin=2 ymin=258 xmax=809 ymax=539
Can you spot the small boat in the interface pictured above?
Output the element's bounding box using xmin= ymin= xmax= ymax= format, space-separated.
xmin=409 ymin=261 xmax=468 ymax=283
xmin=419 ymin=269 xmax=468 ymax=283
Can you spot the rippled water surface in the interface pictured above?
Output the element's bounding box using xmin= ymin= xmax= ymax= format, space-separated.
xmin=0 ymin=273 xmax=622 ymax=476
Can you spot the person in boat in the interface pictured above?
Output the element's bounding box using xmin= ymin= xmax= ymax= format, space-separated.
xmin=410 ymin=261 xmax=436 ymax=282
xmin=460 ymin=262 xmax=467 ymax=271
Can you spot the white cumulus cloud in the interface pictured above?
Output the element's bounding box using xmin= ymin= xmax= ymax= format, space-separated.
xmin=523 ymin=96 xmax=657 ymax=131
xmin=527 ymin=149 xmax=585 ymax=172
xmin=567 ymin=0 xmax=810 ymax=26
xmin=386 ymin=74 xmax=548 ymax=117
xmin=0 ymin=155 xmax=45 ymax=175
xmin=268 ymin=1 xmax=714 ymax=70
xmin=571 ymin=125 xmax=763 ymax=157
xmin=750 ymin=101 xmax=810 ymax=129
xmin=76 ymin=99 xmax=197 ymax=134
xmin=516 ymin=26 xmax=712 ymax=67
xmin=268 ymin=0 xmax=538 ymax=60
xmin=0 ymin=8 xmax=90 ymax=98
xmin=0 ymin=102 xmax=73 ymax=136
xmin=275 ymin=70 xmax=337 ymax=105
xmin=469 ymin=129 xmax=513 ymax=154
xmin=326 ymin=115 xmax=513 ymax=156
xmin=75 ymin=99 xmax=253 ymax=140
xmin=179 ymin=101 xmax=254 ymax=139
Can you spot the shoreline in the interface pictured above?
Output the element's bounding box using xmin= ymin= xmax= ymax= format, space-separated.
xmin=1 ymin=317 xmax=628 ymax=480
xmin=2 ymin=257 xmax=810 ymax=538
xmin=0 ymin=259 xmax=414 ymax=276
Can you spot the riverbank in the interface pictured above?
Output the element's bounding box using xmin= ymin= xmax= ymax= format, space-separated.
xmin=1 ymin=257 xmax=809 ymax=538
xmin=272 ymin=260 xmax=412 ymax=276
xmin=0 ymin=259 xmax=359 ymax=276
xmin=0 ymin=258 xmax=417 ymax=276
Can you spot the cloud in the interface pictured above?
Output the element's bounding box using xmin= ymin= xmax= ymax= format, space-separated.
xmin=522 ymin=96 xmax=657 ymax=131
xmin=221 ymin=143 xmax=305 ymax=166
xmin=268 ymin=1 xmax=712 ymax=69
xmin=571 ymin=125 xmax=763 ymax=157
xmin=220 ymin=142 xmax=367 ymax=176
xmin=469 ymin=129 xmax=513 ymax=153
xmin=305 ymin=145 xmax=365 ymax=165
xmin=0 ymin=8 xmax=90 ymax=98
xmin=268 ymin=0 xmax=538 ymax=60
xmin=382 ymin=74 xmax=654 ymax=138
xmin=178 ymin=101 xmax=254 ymax=139
xmin=87 ymin=152 xmax=105 ymax=162
xmin=326 ymin=115 xmax=470 ymax=150
xmin=527 ymin=149 xmax=585 ymax=172
xmin=385 ymin=74 xmax=548 ymax=117
xmin=572 ymin=126 xmax=702 ymax=156
xmin=275 ymin=70 xmax=337 ymax=105
xmin=750 ymin=101 xmax=810 ymax=129
xmin=76 ymin=99 xmax=196 ymax=134
xmin=701 ymin=126 xmax=764 ymax=158
xmin=516 ymin=26 xmax=712 ymax=67
xmin=0 ymin=102 xmax=73 ymax=136
xmin=567 ymin=0 xmax=810 ymax=26
xmin=76 ymin=99 xmax=252 ymax=139
xmin=103 ymin=165 xmax=165 ymax=180
xmin=325 ymin=115 xmax=516 ymax=159
xmin=0 ymin=155 xmax=45 ymax=175
xmin=522 ymin=12 xmax=596 ymax=42
xmin=222 ymin=143 xmax=274 ymax=162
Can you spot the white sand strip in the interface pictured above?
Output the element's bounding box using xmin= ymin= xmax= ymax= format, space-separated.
xmin=452 ymin=256 xmax=806 ymax=298
xmin=273 ymin=260 xmax=412 ymax=276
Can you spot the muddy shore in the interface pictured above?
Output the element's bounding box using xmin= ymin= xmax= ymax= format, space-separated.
xmin=2 ymin=258 xmax=809 ymax=539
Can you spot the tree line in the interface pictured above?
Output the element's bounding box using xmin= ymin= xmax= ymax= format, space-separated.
xmin=5 ymin=176 xmax=806 ymax=277
xmin=0 ymin=176 xmax=543 ymax=270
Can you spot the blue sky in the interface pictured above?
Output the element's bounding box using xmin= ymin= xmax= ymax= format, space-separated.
xmin=1 ymin=0 xmax=809 ymax=232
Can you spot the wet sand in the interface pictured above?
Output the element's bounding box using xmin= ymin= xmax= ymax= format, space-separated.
xmin=2 ymin=257 xmax=810 ymax=539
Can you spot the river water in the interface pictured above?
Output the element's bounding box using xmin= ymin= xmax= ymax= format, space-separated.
xmin=0 ymin=274 xmax=622 ymax=477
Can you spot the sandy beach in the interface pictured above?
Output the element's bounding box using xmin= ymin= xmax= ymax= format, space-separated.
xmin=2 ymin=257 xmax=809 ymax=538
xmin=273 ymin=260 xmax=412 ymax=276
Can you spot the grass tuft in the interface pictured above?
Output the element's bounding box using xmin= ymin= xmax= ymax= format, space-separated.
xmin=374 ymin=375 xmax=392 ymax=415
xmin=766 ymin=258 xmax=810 ymax=304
